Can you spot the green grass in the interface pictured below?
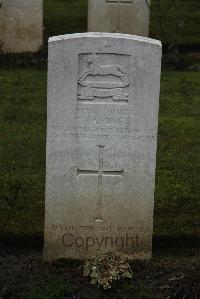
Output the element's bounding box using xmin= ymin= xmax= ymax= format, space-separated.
xmin=44 ymin=0 xmax=87 ymax=41
xmin=155 ymin=71 xmax=200 ymax=237
xmin=29 ymin=279 xmax=76 ymax=299
xmin=150 ymin=0 xmax=200 ymax=45
xmin=0 ymin=69 xmax=199 ymax=239
xmin=43 ymin=0 xmax=200 ymax=46
xmin=0 ymin=0 xmax=199 ymax=242
xmin=0 ymin=70 xmax=46 ymax=237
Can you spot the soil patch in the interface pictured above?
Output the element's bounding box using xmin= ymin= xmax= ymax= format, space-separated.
xmin=0 ymin=244 xmax=199 ymax=299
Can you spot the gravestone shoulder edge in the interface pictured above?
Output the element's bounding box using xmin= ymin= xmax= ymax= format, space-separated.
xmin=48 ymin=33 xmax=162 ymax=47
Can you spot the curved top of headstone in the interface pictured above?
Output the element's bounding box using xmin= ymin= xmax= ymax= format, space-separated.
xmin=49 ymin=32 xmax=162 ymax=47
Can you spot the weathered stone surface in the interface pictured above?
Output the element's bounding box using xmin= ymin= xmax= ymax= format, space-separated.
xmin=44 ymin=33 xmax=162 ymax=261
xmin=0 ymin=0 xmax=43 ymax=53
xmin=88 ymin=0 xmax=150 ymax=36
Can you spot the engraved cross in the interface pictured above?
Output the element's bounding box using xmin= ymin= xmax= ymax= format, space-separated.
xmin=106 ymin=0 xmax=133 ymax=4
xmin=77 ymin=145 xmax=124 ymax=222
xmin=106 ymin=0 xmax=133 ymax=32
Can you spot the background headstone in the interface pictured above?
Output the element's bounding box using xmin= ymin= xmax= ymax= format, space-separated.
xmin=0 ymin=0 xmax=43 ymax=53
xmin=44 ymin=33 xmax=161 ymax=261
xmin=88 ymin=0 xmax=150 ymax=36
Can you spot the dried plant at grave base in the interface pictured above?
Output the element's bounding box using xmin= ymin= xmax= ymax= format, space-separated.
xmin=83 ymin=253 xmax=133 ymax=289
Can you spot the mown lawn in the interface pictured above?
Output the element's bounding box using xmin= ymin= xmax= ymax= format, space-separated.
xmin=0 ymin=0 xmax=199 ymax=241
xmin=150 ymin=0 xmax=200 ymax=45
xmin=0 ymin=2 xmax=199 ymax=299
xmin=155 ymin=71 xmax=200 ymax=237
xmin=0 ymin=70 xmax=46 ymax=238
xmin=0 ymin=69 xmax=199 ymax=239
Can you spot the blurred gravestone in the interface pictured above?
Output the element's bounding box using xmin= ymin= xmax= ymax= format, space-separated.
xmin=44 ymin=32 xmax=161 ymax=261
xmin=88 ymin=0 xmax=150 ymax=36
xmin=0 ymin=0 xmax=43 ymax=53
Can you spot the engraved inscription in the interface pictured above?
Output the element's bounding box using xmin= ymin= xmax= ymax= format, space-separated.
xmin=49 ymin=126 xmax=156 ymax=141
xmin=78 ymin=53 xmax=130 ymax=103
xmin=51 ymin=224 xmax=144 ymax=232
xmin=77 ymin=145 xmax=124 ymax=222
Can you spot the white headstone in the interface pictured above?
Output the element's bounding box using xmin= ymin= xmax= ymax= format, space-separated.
xmin=0 ymin=0 xmax=43 ymax=53
xmin=44 ymin=33 xmax=162 ymax=261
xmin=88 ymin=0 xmax=150 ymax=36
